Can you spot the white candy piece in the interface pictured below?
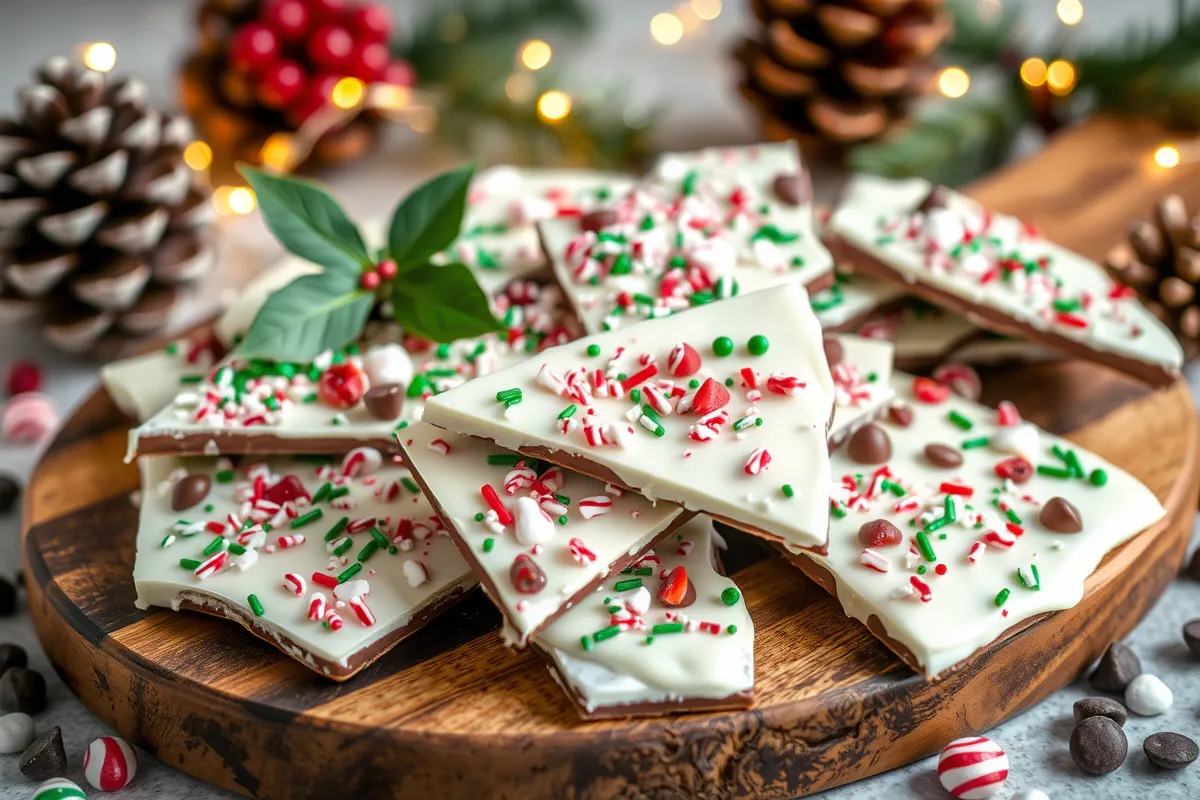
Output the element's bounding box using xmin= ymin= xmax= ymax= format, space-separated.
xmin=513 ymin=496 xmax=556 ymax=546
xmin=989 ymin=421 xmax=1040 ymax=461
xmin=1125 ymin=673 xmax=1173 ymax=715
xmin=403 ymin=560 xmax=428 ymax=587
xmin=924 ymin=208 xmax=967 ymax=251
xmin=1010 ymin=790 xmax=1050 ymax=800
xmin=362 ymin=343 xmax=414 ymax=389
xmin=333 ymin=579 xmax=370 ymax=601
xmin=0 ymin=712 xmax=34 ymax=753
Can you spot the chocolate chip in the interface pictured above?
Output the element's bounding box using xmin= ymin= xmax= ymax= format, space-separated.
xmin=171 ymin=473 xmax=211 ymax=512
xmin=1144 ymin=732 xmax=1199 ymax=770
xmin=0 ymin=643 xmax=27 ymax=675
xmin=19 ymin=725 xmax=66 ymax=780
xmin=887 ymin=404 xmax=913 ymax=427
xmin=1089 ymin=641 xmax=1142 ymax=693
xmin=510 ymin=554 xmax=546 ymax=594
xmin=858 ymin=519 xmax=901 ymax=548
xmin=1071 ymin=716 xmax=1127 ymax=775
xmin=916 ymin=185 xmax=951 ymax=213
xmin=924 ymin=443 xmax=963 ymax=468
xmin=1184 ymin=619 xmax=1200 ymax=656
xmin=1185 ymin=547 xmax=1200 ymax=580
xmin=771 ymin=172 xmax=807 ymax=206
xmin=580 ymin=208 xmax=619 ymax=232
xmin=363 ymin=383 xmax=404 ymax=421
xmin=822 ymin=336 xmax=844 ymax=368
xmin=0 ymin=474 xmax=19 ymax=514
xmin=1073 ymin=696 xmax=1127 ymax=727
xmin=847 ymin=424 xmax=892 ymax=465
xmin=0 ymin=667 xmax=47 ymax=714
xmin=1039 ymin=497 xmax=1082 ymax=534
xmin=0 ymin=578 xmax=15 ymax=617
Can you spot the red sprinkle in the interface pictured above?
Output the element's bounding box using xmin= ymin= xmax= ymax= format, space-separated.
xmin=1056 ymin=311 xmax=1088 ymax=329
xmin=311 ymin=572 xmax=339 ymax=589
xmin=912 ymin=377 xmax=951 ymax=404
xmin=938 ymin=482 xmax=974 ymax=497
xmin=620 ymin=364 xmax=658 ymax=393
xmin=481 ymin=484 xmax=514 ymax=526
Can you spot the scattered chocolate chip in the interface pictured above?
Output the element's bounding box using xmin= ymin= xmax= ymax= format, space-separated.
xmin=0 ymin=643 xmax=27 ymax=675
xmin=771 ymin=172 xmax=807 ymax=206
xmin=1073 ymin=696 xmax=1127 ymax=727
xmin=0 ymin=578 xmax=15 ymax=617
xmin=822 ymin=336 xmax=844 ymax=368
xmin=1089 ymin=641 xmax=1142 ymax=693
xmin=1070 ymin=716 xmax=1127 ymax=775
xmin=887 ymin=404 xmax=913 ymax=427
xmin=858 ymin=519 xmax=902 ymax=548
xmin=847 ymin=423 xmax=892 ymax=465
xmin=0 ymin=667 xmax=47 ymax=714
xmin=580 ymin=208 xmax=619 ymax=232
xmin=924 ymin=443 xmax=963 ymax=468
xmin=1184 ymin=619 xmax=1200 ymax=656
xmin=171 ymin=473 xmax=211 ymax=512
xmin=363 ymin=383 xmax=404 ymax=421
xmin=19 ymin=725 xmax=66 ymax=780
xmin=1185 ymin=547 xmax=1200 ymax=580
xmin=0 ymin=474 xmax=19 ymax=514
xmin=1144 ymin=732 xmax=1199 ymax=770
xmin=1039 ymin=497 xmax=1082 ymax=534
xmin=916 ymin=185 xmax=951 ymax=213
xmin=510 ymin=554 xmax=546 ymax=594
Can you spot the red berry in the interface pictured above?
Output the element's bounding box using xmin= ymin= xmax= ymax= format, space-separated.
xmin=912 ymin=376 xmax=951 ymax=404
xmin=307 ymin=0 xmax=347 ymax=22
xmin=346 ymin=4 xmax=391 ymax=41
xmin=360 ymin=270 xmax=381 ymax=290
xmin=318 ymin=363 xmax=367 ymax=409
xmin=691 ymin=377 xmax=730 ymax=416
xmin=376 ymin=260 xmax=397 ymax=279
xmin=307 ymin=25 xmax=354 ymax=71
xmin=229 ymin=23 xmax=280 ymax=74
xmin=264 ymin=474 xmax=311 ymax=505
xmin=5 ymin=360 xmax=42 ymax=396
xmin=346 ymin=41 xmax=389 ymax=82
xmin=657 ymin=566 xmax=692 ymax=607
xmin=383 ymin=59 xmax=416 ymax=88
xmin=257 ymin=59 xmax=306 ymax=109
xmin=994 ymin=456 xmax=1034 ymax=485
xmin=858 ymin=519 xmax=902 ymax=548
xmin=261 ymin=0 xmax=310 ymax=40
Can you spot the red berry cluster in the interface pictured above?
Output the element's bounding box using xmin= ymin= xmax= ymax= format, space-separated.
xmin=226 ymin=0 xmax=415 ymax=126
xmin=358 ymin=259 xmax=397 ymax=291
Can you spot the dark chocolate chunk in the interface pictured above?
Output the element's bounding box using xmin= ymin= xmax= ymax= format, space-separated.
xmin=363 ymin=383 xmax=404 ymax=421
xmin=171 ymin=473 xmax=211 ymax=512
xmin=887 ymin=404 xmax=913 ymax=427
xmin=847 ymin=423 xmax=892 ymax=465
xmin=822 ymin=336 xmax=844 ymax=368
xmin=580 ymin=208 xmax=619 ymax=232
xmin=771 ymin=172 xmax=807 ymax=206
xmin=858 ymin=519 xmax=901 ymax=548
xmin=924 ymin=443 xmax=963 ymax=468
xmin=1144 ymin=731 xmax=1199 ymax=770
xmin=1039 ymin=497 xmax=1082 ymax=533
xmin=1070 ymin=716 xmax=1127 ymax=775
xmin=1089 ymin=641 xmax=1142 ymax=693
xmin=0 ymin=643 xmax=28 ymax=675
xmin=1073 ymin=696 xmax=1127 ymax=727
xmin=0 ymin=474 xmax=19 ymax=514
xmin=1185 ymin=619 xmax=1200 ymax=656
xmin=510 ymin=554 xmax=546 ymax=594
xmin=19 ymin=725 xmax=66 ymax=780
xmin=0 ymin=578 xmax=15 ymax=617
xmin=916 ymin=185 xmax=951 ymax=213
xmin=0 ymin=667 xmax=47 ymax=714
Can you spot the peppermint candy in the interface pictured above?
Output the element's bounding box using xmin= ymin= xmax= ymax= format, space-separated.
xmin=936 ymin=736 xmax=1009 ymax=799
xmin=83 ymin=736 xmax=139 ymax=791
xmin=578 ymin=495 xmax=614 ymax=519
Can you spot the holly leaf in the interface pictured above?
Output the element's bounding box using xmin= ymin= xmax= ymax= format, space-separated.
xmin=391 ymin=262 xmax=505 ymax=342
xmin=237 ymin=270 xmax=375 ymax=361
xmin=239 ymin=165 xmax=372 ymax=276
xmin=387 ymin=163 xmax=476 ymax=269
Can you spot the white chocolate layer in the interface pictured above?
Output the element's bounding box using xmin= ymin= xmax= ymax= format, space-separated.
xmin=102 ymin=342 xmax=216 ymax=422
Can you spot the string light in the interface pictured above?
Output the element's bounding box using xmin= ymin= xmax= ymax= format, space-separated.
xmin=505 ymin=73 xmax=534 ymax=103
xmin=260 ymin=133 xmax=294 ymax=172
xmin=1056 ymin=0 xmax=1083 ymax=26
xmin=1154 ymin=144 xmax=1182 ymax=169
xmin=520 ymin=40 xmax=552 ymax=70
xmin=331 ymin=77 xmax=365 ymax=109
xmin=1046 ymin=59 xmax=1077 ymax=96
xmin=182 ymin=141 xmax=213 ymax=172
xmin=537 ymin=90 xmax=571 ymax=122
xmin=82 ymin=42 xmax=116 ymax=73
xmin=1020 ymin=57 xmax=1048 ymax=87
xmin=650 ymin=13 xmax=684 ymax=45
xmin=937 ymin=67 xmax=970 ymax=99
xmin=692 ymin=0 xmax=722 ymax=20
xmin=212 ymin=186 xmax=257 ymax=216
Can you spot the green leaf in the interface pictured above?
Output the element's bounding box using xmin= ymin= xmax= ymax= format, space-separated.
xmin=391 ymin=263 xmax=505 ymax=342
xmin=387 ymin=164 xmax=476 ymax=269
xmin=237 ymin=271 xmax=375 ymax=361
xmin=238 ymin=165 xmax=372 ymax=276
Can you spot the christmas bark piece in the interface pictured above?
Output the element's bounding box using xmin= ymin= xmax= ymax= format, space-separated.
xmin=529 ymin=514 xmax=754 ymax=719
xmin=540 ymin=142 xmax=833 ymax=335
xmin=825 ymin=175 xmax=1184 ymax=386
xmin=398 ymin=422 xmax=687 ymax=645
xmin=133 ymin=453 xmax=476 ymax=679
xmin=782 ymin=372 xmax=1166 ymax=677
xmin=101 ymin=334 xmax=225 ymax=422
xmin=421 ymin=283 xmax=836 ymax=552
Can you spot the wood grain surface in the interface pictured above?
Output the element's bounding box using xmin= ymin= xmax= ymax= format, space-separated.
xmin=21 ymin=117 xmax=1200 ymax=799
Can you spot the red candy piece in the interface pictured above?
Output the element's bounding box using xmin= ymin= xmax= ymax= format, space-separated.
xmin=691 ymin=377 xmax=730 ymax=416
xmin=657 ymin=566 xmax=690 ymax=607
xmin=667 ymin=342 xmax=701 ymax=377
xmin=318 ymin=362 xmax=367 ymax=408
xmin=6 ymin=360 xmax=42 ymax=396
xmin=265 ymin=474 xmax=311 ymax=504
xmin=857 ymin=519 xmax=901 ymax=548
xmin=994 ymin=456 xmax=1034 ymax=485
xmin=912 ymin=376 xmax=951 ymax=404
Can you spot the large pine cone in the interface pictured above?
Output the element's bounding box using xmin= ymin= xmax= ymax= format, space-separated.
xmin=0 ymin=56 xmax=214 ymax=356
xmin=736 ymin=0 xmax=949 ymax=151
xmin=1106 ymin=194 xmax=1200 ymax=360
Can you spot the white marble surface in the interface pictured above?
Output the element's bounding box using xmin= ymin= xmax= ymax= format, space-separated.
xmin=2 ymin=0 xmax=1197 ymax=797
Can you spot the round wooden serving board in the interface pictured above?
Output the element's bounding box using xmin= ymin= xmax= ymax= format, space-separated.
xmin=21 ymin=118 xmax=1200 ymax=799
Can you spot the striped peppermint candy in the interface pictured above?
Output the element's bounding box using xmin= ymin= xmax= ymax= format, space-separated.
xmin=936 ymin=736 xmax=1008 ymax=799
xmin=83 ymin=736 xmax=138 ymax=791
xmin=341 ymin=446 xmax=382 ymax=477
xmin=282 ymin=573 xmax=306 ymax=596
xmin=743 ymin=447 xmax=771 ymax=476
xmin=578 ymin=495 xmax=613 ymax=519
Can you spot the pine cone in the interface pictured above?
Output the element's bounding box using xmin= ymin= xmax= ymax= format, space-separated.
xmin=0 ymin=56 xmax=215 ymax=356
xmin=736 ymin=0 xmax=950 ymax=151
xmin=1106 ymin=194 xmax=1200 ymax=360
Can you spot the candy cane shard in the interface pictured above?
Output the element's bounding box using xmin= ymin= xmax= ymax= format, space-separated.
xmin=397 ymin=422 xmax=688 ymax=647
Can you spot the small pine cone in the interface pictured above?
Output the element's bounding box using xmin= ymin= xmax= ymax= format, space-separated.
xmin=1106 ymin=194 xmax=1200 ymax=359
xmin=0 ymin=56 xmax=215 ymax=356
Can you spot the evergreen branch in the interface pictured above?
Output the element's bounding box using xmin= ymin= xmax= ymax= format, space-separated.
xmin=942 ymin=0 xmax=1022 ymax=67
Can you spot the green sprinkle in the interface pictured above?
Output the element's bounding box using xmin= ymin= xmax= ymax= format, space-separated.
xmin=248 ymin=594 xmax=265 ymax=617
xmin=215 ymin=469 xmax=236 ymax=484
xmin=688 ymin=378 xmax=700 ymax=389
xmin=944 ymin=494 xmax=957 ymax=523
xmin=228 ymin=543 xmax=246 ymax=555
xmin=994 ymin=588 xmax=1010 ymax=607
xmin=165 ymin=342 xmax=179 ymax=355
xmin=831 ymin=504 xmax=847 ymax=519
xmin=323 ymin=516 xmax=350 ymax=542
xmin=202 ymin=536 xmax=227 ymax=556
xmin=681 ymin=169 xmax=699 ymax=196
xmin=747 ymin=335 xmax=769 ymax=356
xmin=357 ymin=540 xmax=379 ymax=562
xmin=592 ymin=624 xmax=622 ymax=642
xmin=328 ymin=486 xmax=350 ymax=501
xmin=1064 ymin=449 xmax=1085 ymax=479
xmin=178 ymin=374 xmax=203 ymax=384
xmin=724 ymin=377 xmax=734 ymax=387
xmin=160 ymin=534 xmax=176 ymax=548
xmin=337 ymin=563 xmax=362 ymax=584
xmin=925 ymin=515 xmax=950 ymax=534
xmin=917 ymin=564 xmax=927 ymax=575
xmin=369 ymin=527 xmax=389 ymax=549
xmin=554 ymin=494 xmax=570 ymax=505
xmin=614 ymin=578 xmax=643 ymax=592
xmin=482 ymin=538 xmax=495 ymax=553
xmin=1036 ymin=465 xmax=1072 ymax=479
xmin=290 ymin=508 xmax=323 ymax=529
xmin=1018 ymin=564 xmax=1041 ymax=590
xmin=486 ymin=453 xmax=522 ymax=466
xmin=915 ymin=531 xmax=937 ymax=562
xmin=630 ymin=388 xmax=641 ymax=404
xmin=496 ymin=388 xmax=522 ymax=403
xmin=312 ymin=482 xmax=333 ymax=504
xmin=712 ymin=336 xmax=734 ymax=357
xmin=1006 ymin=508 xmax=1022 ymax=525
xmin=961 ymin=437 xmax=990 ymax=449
xmin=630 ymin=567 xmax=654 ymax=576
xmin=179 ymin=558 xmax=201 ymax=570
xmin=474 ymin=512 xmax=485 ymax=522
xmin=781 ymin=484 xmax=794 ymax=498
xmin=204 ymin=504 xmax=214 ymax=512
xmin=580 ymin=635 xmax=594 ymax=651
xmin=948 ymin=411 xmax=973 ymax=431
xmin=389 ymin=546 xmax=398 ymax=555
xmin=727 ymin=624 xmax=738 ymax=634
xmin=721 ymin=587 xmax=741 ymax=606
xmin=401 ymin=478 xmax=421 ymax=495
xmin=332 ymin=537 xmax=353 ymax=557
xmin=1089 ymin=468 xmax=1108 ymax=487
xmin=651 ymin=622 xmax=685 ymax=635
xmin=557 ymin=515 xmax=568 ymax=525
